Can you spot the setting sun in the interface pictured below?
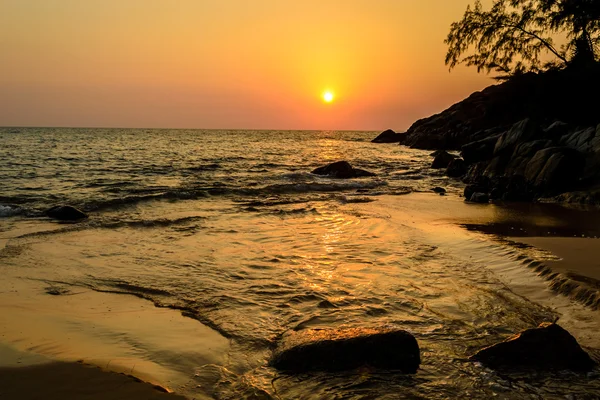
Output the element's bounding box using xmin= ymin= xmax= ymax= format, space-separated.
xmin=323 ymin=91 xmax=335 ymax=103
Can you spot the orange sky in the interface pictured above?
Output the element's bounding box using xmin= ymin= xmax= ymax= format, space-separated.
xmin=0 ymin=1 xmax=494 ymax=131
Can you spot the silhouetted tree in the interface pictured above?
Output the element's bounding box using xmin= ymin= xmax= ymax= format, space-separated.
xmin=445 ymin=0 xmax=600 ymax=76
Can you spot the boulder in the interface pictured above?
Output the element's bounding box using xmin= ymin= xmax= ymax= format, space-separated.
xmin=431 ymin=187 xmax=446 ymax=194
xmin=311 ymin=161 xmax=375 ymax=179
xmin=431 ymin=151 xmax=455 ymax=169
xmin=464 ymin=182 xmax=489 ymax=201
xmin=544 ymin=121 xmax=570 ymax=139
xmin=524 ymin=147 xmax=585 ymax=194
xmin=561 ymin=127 xmax=596 ymax=153
xmin=470 ymin=322 xmax=596 ymax=371
xmin=270 ymin=327 xmax=420 ymax=373
xmin=512 ymin=140 xmax=554 ymax=158
xmin=461 ymin=135 xmax=501 ymax=164
xmin=372 ymin=129 xmax=405 ymax=144
xmin=46 ymin=205 xmax=88 ymax=221
xmin=469 ymin=192 xmax=490 ymax=203
xmin=446 ymin=159 xmax=467 ymax=178
xmin=494 ymin=119 xmax=542 ymax=156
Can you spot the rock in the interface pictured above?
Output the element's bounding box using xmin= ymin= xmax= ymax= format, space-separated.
xmin=446 ymin=158 xmax=467 ymax=178
xmin=483 ymin=155 xmax=510 ymax=179
xmin=464 ymin=181 xmax=489 ymax=201
xmin=544 ymin=121 xmax=570 ymax=139
xmin=431 ymin=151 xmax=455 ymax=169
xmin=494 ymin=119 xmax=542 ymax=156
xmin=372 ymin=129 xmax=405 ymax=144
xmin=513 ymin=140 xmax=554 ymax=158
xmin=469 ymin=192 xmax=490 ymax=203
xmin=311 ymin=161 xmax=375 ymax=179
xmin=502 ymin=175 xmax=533 ymax=202
xmin=470 ymin=322 xmax=596 ymax=371
xmin=431 ymin=187 xmax=446 ymax=194
xmin=561 ymin=127 xmax=596 ymax=153
xmin=461 ymin=135 xmax=501 ymax=164
xmin=524 ymin=147 xmax=585 ymax=194
xmin=270 ymin=327 xmax=420 ymax=373
xmin=46 ymin=205 xmax=88 ymax=221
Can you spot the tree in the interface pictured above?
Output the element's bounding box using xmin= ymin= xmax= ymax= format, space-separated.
xmin=445 ymin=0 xmax=600 ymax=76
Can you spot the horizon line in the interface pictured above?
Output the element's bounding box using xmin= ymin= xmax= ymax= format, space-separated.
xmin=0 ymin=125 xmax=389 ymax=132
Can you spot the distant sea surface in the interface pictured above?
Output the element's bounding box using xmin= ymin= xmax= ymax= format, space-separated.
xmin=1 ymin=128 xmax=599 ymax=399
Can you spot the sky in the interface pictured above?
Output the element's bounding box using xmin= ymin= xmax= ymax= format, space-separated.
xmin=0 ymin=0 xmax=494 ymax=131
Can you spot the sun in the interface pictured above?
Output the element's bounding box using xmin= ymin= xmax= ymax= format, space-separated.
xmin=323 ymin=91 xmax=335 ymax=103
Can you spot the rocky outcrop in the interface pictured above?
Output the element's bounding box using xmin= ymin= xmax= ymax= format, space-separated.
xmin=311 ymin=161 xmax=376 ymax=179
xmin=46 ymin=205 xmax=88 ymax=221
xmin=372 ymin=129 xmax=406 ymax=144
xmin=402 ymin=66 xmax=600 ymax=151
xmin=470 ymin=322 xmax=596 ymax=372
xmin=270 ymin=327 xmax=420 ymax=373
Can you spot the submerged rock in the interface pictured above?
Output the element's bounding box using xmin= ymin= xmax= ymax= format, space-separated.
xmin=270 ymin=327 xmax=420 ymax=373
xmin=431 ymin=151 xmax=455 ymax=169
xmin=311 ymin=161 xmax=375 ymax=179
xmin=470 ymin=322 xmax=596 ymax=372
xmin=46 ymin=205 xmax=88 ymax=221
xmin=371 ymin=129 xmax=405 ymax=144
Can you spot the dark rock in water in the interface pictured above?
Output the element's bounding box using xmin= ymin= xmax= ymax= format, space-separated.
xmin=311 ymin=161 xmax=375 ymax=179
xmin=371 ymin=129 xmax=405 ymax=144
xmin=469 ymin=192 xmax=489 ymax=203
xmin=431 ymin=187 xmax=446 ymax=194
xmin=431 ymin=151 xmax=455 ymax=169
xmin=46 ymin=205 xmax=88 ymax=221
xmin=445 ymin=158 xmax=467 ymax=178
xmin=470 ymin=322 xmax=596 ymax=372
xmin=270 ymin=327 xmax=420 ymax=373
xmin=461 ymin=135 xmax=501 ymax=164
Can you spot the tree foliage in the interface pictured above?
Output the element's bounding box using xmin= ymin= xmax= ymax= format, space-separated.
xmin=446 ymin=0 xmax=600 ymax=75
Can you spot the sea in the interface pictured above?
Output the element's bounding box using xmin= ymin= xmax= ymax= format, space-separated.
xmin=1 ymin=127 xmax=599 ymax=399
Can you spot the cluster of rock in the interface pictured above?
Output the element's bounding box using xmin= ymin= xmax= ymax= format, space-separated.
xmin=269 ymin=323 xmax=595 ymax=375
xmin=373 ymin=67 xmax=600 ymax=204
xmin=460 ymin=119 xmax=600 ymax=203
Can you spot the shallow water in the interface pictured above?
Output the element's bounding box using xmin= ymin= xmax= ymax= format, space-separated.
xmin=1 ymin=128 xmax=599 ymax=399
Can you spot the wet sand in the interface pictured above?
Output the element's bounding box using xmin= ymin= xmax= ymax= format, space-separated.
xmin=0 ymin=275 xmax=230 ymax=399
xmin=0 ymin=351 xmax=185 ymax=400
xmin=512 ymin=237 xmax=600 ymax=281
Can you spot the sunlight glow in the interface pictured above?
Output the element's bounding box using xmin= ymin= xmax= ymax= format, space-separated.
xmin=323 ymin=91 xmax=335 ymax=103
